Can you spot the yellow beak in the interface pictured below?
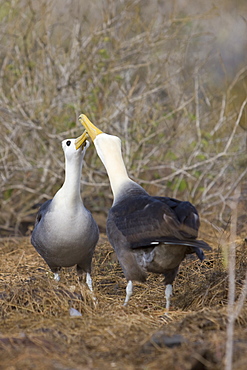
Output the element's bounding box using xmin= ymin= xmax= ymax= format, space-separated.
xmin=74 ymin=130 xmax=88 ymax=150
xmin=78 ymin=114 xmax=103 ymax=142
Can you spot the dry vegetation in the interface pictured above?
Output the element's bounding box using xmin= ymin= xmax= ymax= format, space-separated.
xmin=1 ymin=0 xmax=247 ymax=369
xmin=1 ymin=0 xmax=247 ymax=235
xmin=0 ymin=234 xmax=247 ymax=370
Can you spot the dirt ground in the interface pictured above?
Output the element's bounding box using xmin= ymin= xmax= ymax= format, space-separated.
xmin=0 ymin=234 xmax=247 ymax=370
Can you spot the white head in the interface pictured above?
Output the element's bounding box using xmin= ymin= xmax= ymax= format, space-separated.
xmin=62 ymin=138 xmax=90 ymax=161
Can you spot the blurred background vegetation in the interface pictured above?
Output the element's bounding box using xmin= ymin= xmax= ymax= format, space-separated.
xmin=0 ymin=0 xmax=247 ymax=237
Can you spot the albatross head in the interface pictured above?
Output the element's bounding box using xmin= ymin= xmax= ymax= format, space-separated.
xmin=76 ymin=114 xmax=121 ymax=148
xmin=76 ymin=114 xmax=123 ymax=168
xmin=62 ymin=134 xmax=90 ymax=161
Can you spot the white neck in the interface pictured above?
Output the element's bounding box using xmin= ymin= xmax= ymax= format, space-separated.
xmin=54 ymin=153 xmax=83 ymax=207
xmin=94 ymin=133 xmax=139 ymax=202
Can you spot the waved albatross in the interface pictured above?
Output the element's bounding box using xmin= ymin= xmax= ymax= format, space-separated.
xmin=31 ymin=133 xmax=99 ymax=291
xmin=76 ymin=115 xmax=211 ymax=309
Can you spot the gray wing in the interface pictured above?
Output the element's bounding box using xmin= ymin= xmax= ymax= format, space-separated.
xmin=31 ymin=199 xmax=52 ymax=249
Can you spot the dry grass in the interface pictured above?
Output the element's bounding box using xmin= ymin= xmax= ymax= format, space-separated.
xmin=1 ymin=233 xmax=247 ymax=369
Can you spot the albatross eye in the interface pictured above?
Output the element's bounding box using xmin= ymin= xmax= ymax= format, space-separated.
xmin=66 ymin=140 xmax=71 ymax=146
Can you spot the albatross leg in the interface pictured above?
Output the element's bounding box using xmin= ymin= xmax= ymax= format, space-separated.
xmin=85 ymin=272 xmax=98 ymax=304
xmin=77 ymin=266 xmax=94 ymax=292
xmin=77 ymin=272 xmax=97 ymax=304
xmin=165 ymin=284 xmax=173 ymax=310
xmin=123 ymin=280 xmax=133 ymax=306
xmin=86 ymin=272 xmax=93 ymax=292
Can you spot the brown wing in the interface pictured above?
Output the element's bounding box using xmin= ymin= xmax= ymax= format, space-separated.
xmin=108 ymin=194 xmax=199 ymax=247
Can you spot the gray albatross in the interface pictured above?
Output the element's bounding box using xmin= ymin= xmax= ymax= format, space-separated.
xmin=76 ymin=115 xmax=211 ymax=309
xmin=31 ymin=132 xmax=99 ymax=291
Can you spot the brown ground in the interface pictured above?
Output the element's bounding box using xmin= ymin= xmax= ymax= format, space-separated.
xmin=0 ymin=234 xmax=247 ymax=370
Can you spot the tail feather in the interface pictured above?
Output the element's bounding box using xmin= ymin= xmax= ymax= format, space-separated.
xmin=131 ymin=237 xmax=211 ymax=251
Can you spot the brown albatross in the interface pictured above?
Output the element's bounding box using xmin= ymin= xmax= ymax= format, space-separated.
xmin=31 ymin=132 xmax=99 ymax=291
xmin=76 ymin=115 xmax=211 ymax=309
